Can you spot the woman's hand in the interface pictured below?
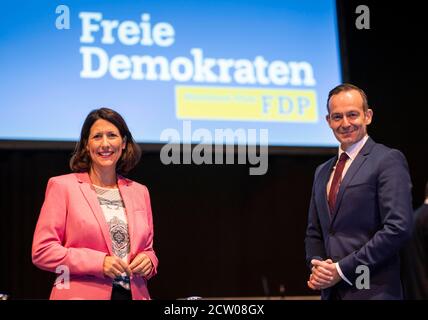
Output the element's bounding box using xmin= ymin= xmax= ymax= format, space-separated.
xmin=129 ymin=253 xmax=153 ymax=278
xmin=103 ymin=255 xmax=132 ymax=279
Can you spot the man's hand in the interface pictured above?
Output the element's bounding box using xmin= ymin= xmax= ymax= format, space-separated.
xmin=307 ymin=259 xmax=341 ymax=290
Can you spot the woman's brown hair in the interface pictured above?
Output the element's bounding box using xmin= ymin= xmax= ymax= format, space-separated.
xmin=70 ymin=108 xmax=141 ymax=175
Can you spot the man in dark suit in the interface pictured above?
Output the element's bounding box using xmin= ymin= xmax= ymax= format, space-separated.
xmin=305 ymin=83 xmax=413 ymax=299
xmin=401 ymin=181 xmax=428 ymax=299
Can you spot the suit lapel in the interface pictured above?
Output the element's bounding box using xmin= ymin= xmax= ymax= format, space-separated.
xmin=76 ymin=172 xmax=113 ymax=255
xmin=331 ymin=138 xmax=376 ymax=222
xmin=316 ymin=157 xmax=337 ymax=224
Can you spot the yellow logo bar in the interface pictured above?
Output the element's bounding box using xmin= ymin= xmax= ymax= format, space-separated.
xmin=175 ymin=86 xmax=318 ymax=122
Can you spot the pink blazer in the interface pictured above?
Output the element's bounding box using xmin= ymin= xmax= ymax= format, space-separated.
xmin=32 ymin=172 xmax=158 ymax=300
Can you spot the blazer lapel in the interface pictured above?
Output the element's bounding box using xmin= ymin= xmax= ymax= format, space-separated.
xmin=76 ymin=172 xmax=113 ymax=255
xmin=117 ymin=176 xmax=136 ymax=256
xmin=331 ymin=138 xmax=376 ymax=222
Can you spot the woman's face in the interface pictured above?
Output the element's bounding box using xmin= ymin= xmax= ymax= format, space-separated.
xmin=86 ymin=119 xmax=126 ymax=172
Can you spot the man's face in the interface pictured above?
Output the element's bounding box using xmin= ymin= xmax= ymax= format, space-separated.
xmin=326 ymin=89 xmax=373 ymax=150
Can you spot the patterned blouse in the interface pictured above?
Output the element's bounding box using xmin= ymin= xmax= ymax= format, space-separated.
xmin=93 ymin=185 xmax=130 ymax=290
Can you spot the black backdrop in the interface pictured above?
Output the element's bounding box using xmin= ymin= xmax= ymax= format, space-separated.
xmin=1 ymin=1 xmax=426 ymax=299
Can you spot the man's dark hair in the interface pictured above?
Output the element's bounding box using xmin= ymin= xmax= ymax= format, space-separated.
xmin=327 ymin=83 xmax=370 ymax=113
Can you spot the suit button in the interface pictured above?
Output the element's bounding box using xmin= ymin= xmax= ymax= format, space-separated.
xmin=329 ymin=230 xmax=335 ymax=236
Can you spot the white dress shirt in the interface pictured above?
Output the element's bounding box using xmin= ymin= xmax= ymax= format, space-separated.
xmin=327 ymin=135 xmax=369 ymax=286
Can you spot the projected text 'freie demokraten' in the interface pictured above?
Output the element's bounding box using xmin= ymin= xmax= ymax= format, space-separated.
xmin=79 ymin=12 xmax=317 ymax=87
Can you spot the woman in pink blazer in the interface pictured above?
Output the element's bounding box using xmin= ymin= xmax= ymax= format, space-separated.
xmin=32 ymin=108 xmax=158 ymax=300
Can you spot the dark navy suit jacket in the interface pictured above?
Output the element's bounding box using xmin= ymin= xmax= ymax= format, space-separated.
xmin=305 ymin=137 xmax=413 ymax=299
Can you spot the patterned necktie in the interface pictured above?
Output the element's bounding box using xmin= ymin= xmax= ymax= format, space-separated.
xmin=328 ymin=152 xmax=349 ymax=214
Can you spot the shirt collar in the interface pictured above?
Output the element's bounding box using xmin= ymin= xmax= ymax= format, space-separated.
xmin=338 ymin=135 xmax=369 ymax=161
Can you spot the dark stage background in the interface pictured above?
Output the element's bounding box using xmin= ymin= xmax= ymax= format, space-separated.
xmin=1 ymin=1 xmax=426 ymax=299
